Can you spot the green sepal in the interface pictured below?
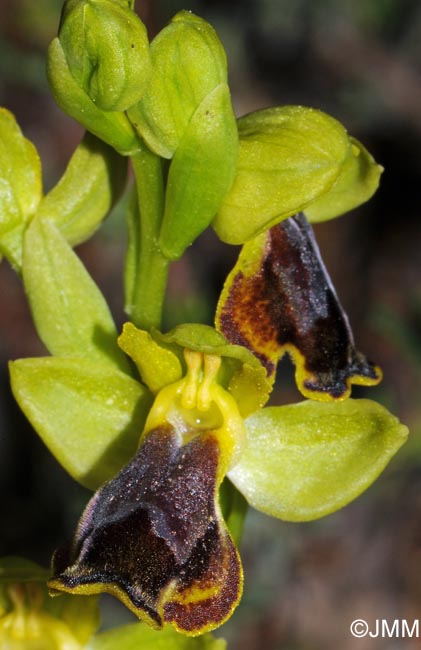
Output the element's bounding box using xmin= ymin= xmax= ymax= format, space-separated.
xmin=128 ymin=10 xmax=228 ymax=158
xmin=90 ymin=622 xmax=226 ymax=650
xmin=118 ymin=322 xmax=182 ymax=393
xmin=159 ymin=83 xmax=238 ymax=260
xmin=154 ymin=323 xmax=272 ymax=416
xmin=229 ymin=399 xmax=408 ymax=521
xmin=22 ymin=216 xmax=131 ymax=374
xmin=58 ymin=0 xmax=151 ymax=112
xmin=47 ymin=38 xmax=141 ymax=155
xmin=9 ymin=356 xmax=153 ymax=490
xmin=37 ymin=132 xmax=127 ymax=246
xmin=305 ymin=136 xmax=383 ymax=223
xmin=212 ymin=106 xmax=350 ymax=244
xmin=0 ymin=108 xmax=42 ymax=269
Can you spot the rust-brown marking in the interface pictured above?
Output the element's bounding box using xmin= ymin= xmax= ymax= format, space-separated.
xmin=217 ymin=213 xmax=381 ymax=398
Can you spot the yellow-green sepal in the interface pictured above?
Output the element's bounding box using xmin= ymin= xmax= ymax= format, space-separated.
xmin=159 ymin=83 xmax=238 ymax=259
xmin=212 ymin=106 xmax=350 ymax=244
xmin=37 ymin=132 xmax=127 ymax=246
xmin=229 ymin=399 xmax=408 ymax=521
xmin=58 ymin=0 xmax=151 ymax=112
xmin=128 ymin=10 xmax=228 ymax=158
xmin=0 ymin=108 xmax=42 ymax=269
xmin=305 ymin=136 xmax=383 ymax=223
xmin=9 ymin=356 xmax=152 ymax=489
xmin=47 ymin=38 xmax=141 ymax=155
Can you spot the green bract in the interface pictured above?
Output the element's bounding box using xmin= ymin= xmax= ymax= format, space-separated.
xmin=58 ymin=0 xmax=151 ymax=111
xmin=0 ymin=109 xmax=42 ymax=268
xmin=37 ymin=132 xmax=127 ymax=246
xmin=9 ymin=357 xmax=152 ymax=489
xmin=213 ymin=106 xmax=351 ymax=244
xmin=228 ymin=399 xmax=408 ymax=522
xmin=0 ymin=117 xmax=126 ymax=270
xmin=128 ymin=11 xmax=228 ymax=158
xmin=305 ymin=136 xmax=383 ymax=223
xmin=159 ymin=83 xmax=238 ymax=259
xmin=23 ymin=217 xmax=130 ymax=373
xmin=47 ymin=38 xmax=140 ymax=154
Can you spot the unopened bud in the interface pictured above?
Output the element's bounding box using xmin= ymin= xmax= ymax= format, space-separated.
xmin=59 ymin=0 xmax=151 ymax=111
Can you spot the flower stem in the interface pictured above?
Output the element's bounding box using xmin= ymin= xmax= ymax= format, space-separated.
xmin=220 ymin=478 xmax=248 ymax=546
xmin=128 ymin=144 xmax=169 ymax=330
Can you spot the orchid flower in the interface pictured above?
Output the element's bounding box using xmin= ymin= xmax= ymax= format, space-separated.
xmin=30 ymin=214 xmax=406 ymax=636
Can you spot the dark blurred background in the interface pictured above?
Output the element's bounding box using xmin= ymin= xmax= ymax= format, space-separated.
xmin=0 ymin=1 xmax=420 ymax=648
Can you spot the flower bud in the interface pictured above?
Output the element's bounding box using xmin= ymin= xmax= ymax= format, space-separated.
xmin=58 ymin=0 xmax=151 ymax=111
xmin=47 ymin=38 xmax=140 ymax=154
xmin=128 ymin=10 xmax=229 ymax=158
xmin=128 ymin=12 xmax=238 ymax=259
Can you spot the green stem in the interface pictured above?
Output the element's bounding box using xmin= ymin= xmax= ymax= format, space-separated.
xmin=220 ymin=478 xmax=248 ymax=546
xmin=128 ymin=144 xmax=169 ymax=330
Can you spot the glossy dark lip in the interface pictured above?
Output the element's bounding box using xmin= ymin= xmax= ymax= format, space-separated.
xmin=50 ymin=424 xmax=243 ymax=633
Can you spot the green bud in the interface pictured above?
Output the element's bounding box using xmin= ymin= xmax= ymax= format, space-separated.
xmin=128 ymin=11 xmax=229 ymax=158
xmin=37 ymin=132 xmax=127 ymax=246
xmin=58 ymin=0 xmax=151 ymax=111
xmin=0 ymin=108 xmax=42 ymax=269
xmin=47 ymin=38 xmax=140 ymax=154
xmin=212 ymin=106 xmax=350 ymax=245
xmin=128 ymin=12 xmax=238 ymax=258
xmin=305 ymin=136 xmax=383 ymax=223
